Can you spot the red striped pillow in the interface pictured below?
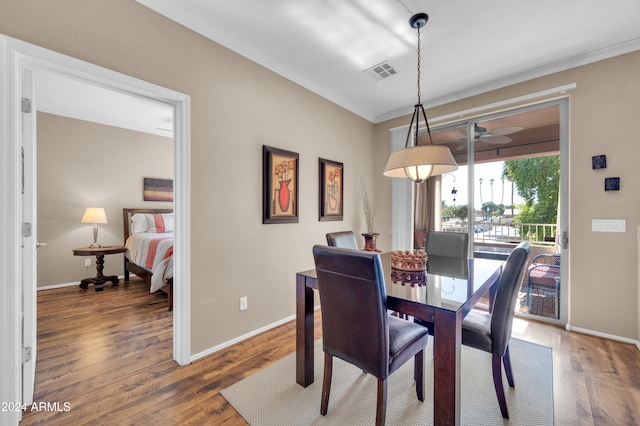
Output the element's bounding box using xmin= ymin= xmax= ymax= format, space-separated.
xmin=146 ymin=213 xmax=174 ymax=233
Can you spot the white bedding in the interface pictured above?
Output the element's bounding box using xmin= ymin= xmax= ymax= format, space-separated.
xmin=125 ymin=232 xmax=174 ymax=293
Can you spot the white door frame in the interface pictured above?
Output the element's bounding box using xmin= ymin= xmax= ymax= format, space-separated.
xmin=0 ymin=34 xmax=191 ymax=424
xmin=21 ymin=67 xmax=37 ymax=407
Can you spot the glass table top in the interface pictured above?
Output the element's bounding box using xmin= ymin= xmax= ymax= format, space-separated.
xmin=382 ymin=253 xmax=503 ymax=312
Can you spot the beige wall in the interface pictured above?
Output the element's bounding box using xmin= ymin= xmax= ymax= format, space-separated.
xmin=374 ymin=51 xmax=640 ymax=341
xmin=1 ymin=0 xmax=375 ymax=354
xmin=37 ymin=112 xmax=173 ymax=287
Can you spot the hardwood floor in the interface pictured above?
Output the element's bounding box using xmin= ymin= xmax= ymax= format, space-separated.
xmin=20 ymin=280 xmax=640 ymax=425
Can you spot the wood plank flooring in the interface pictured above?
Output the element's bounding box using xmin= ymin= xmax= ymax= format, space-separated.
xmin=20 ymin=279 xmax=640 ymax=425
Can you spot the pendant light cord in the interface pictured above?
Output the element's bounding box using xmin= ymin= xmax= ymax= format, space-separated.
xmin=416 ymin=26 xmax=421 ymax=105
xmin=415 ymin=25 xmax=434 ymax=146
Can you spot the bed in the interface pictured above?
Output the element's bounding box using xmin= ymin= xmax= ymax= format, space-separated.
xmin=123 ymin=208 xmax=174 ymax=310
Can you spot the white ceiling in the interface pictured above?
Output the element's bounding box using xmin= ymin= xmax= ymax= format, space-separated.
xmin=135 ymin=0 xmax=640 ymax=123
xmin=35 ymin=0 xmax=640 ymax=133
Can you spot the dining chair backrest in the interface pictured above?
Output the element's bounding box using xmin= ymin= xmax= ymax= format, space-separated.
xmin=312 ymin=245 xmax=389 ymax=378
xmin=326 ymin=231 xmax=358 ymax=250
xmin=490 ymin=241 xmax=531 ymax=355
xmin=425 ymin=231 xmax=469 ymax=259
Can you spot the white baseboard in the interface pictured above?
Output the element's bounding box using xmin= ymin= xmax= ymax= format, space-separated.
xmin=566 ymin=324 xmax=640 ymax=351
xmin=36 ymin=274 xmax=134 ymax=291
xmin=37 ymin=281 xmax=79 ymax=290
xmin=190 ymin=314 xmax=295 ymax=362
xmin=190 ymin=305 xmax=322 ymax=363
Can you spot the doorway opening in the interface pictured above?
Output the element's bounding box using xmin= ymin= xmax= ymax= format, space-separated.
xmin=0 ymin=34 xmax=191 ymax=418
xmin=32 ymin=68 xmax=177 ymax=402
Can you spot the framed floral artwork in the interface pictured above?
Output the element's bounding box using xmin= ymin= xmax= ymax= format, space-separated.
xmin=263 ymin=145 xmax=299 ymax=224
xmin=319 ymin=158 xmax=343 ymax=221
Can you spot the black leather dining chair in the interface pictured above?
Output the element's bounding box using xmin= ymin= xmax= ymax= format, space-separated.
xmin=312 ymin=245 xmax=429 ymax=426
xmin=425 ymin=230 xmax=469 ymax=258
xmin=326 ymin=230 xmax=358 ymax=249
xmin=461 ymin=241 xmax=531 ymax=419
xmin=415 ymin=230 xmax=469 ymax=329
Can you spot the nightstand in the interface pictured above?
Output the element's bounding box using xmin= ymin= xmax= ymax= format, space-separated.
xmin=72 ymin=246 xmax=126 ymax=291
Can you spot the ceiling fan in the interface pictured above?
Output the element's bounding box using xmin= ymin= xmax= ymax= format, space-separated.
xmin=456 ymin=124 xmax=522 ymax=150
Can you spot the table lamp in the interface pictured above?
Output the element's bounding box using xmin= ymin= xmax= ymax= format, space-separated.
xmin=81 ymin=207 xmax=108 ymax=248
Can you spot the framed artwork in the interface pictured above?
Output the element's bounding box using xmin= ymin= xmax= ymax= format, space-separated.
xmin=592 ymin=155 xmax=607 ymax=169
xmin=604 ymin=177 xmax=620 ymax=191
xmin=319 ymin=158 xmax=343 ymax=221
xmin=263 ymin=145 xmax=299 ymax=224
xmin=143 ymin=177 xmax=173 ymax=202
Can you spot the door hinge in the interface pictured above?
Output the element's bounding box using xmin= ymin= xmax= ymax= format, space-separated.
xmin=21 ymin=97 xmax=32 ymax=113
xmin=561 ymin=231 xmax=569 ymax=249
xmin=22 ymin=222 xmax=32 ymax=238
xmin=22 ymin=346 xmax=32 ymax=363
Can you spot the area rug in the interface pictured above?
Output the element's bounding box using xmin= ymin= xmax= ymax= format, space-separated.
xmin=221 ymin=338 xmax=553 ymax=425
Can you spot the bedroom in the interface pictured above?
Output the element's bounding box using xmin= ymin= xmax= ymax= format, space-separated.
xmin=36 ymin=104 xmax=175 ymax=295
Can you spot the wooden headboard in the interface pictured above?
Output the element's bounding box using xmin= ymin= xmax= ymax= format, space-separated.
xmin=122 ymin=208 xmax=173 ymax=243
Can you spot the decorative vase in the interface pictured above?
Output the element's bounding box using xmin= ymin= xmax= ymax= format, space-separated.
xmin=327 ymin=185 xmax=338 ymax=211
xmin=278 ymin=180 xmax=291 ymax=212
xmin=362 ymin=233 xmax=381 ymax=252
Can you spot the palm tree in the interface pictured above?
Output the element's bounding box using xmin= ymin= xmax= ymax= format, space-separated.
xmin=511 ymin=180 xmax=515 ymax=216
xmin=501 ymin=178 xmax=505 ymax=205
xmin=479 ymin=178 xmax=483 ymax=217
xmin=490 ymin=178 xmax=495 ymax=203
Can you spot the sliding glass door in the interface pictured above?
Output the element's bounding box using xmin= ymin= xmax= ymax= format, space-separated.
xmin=420 ymin=101 xmax=567 ymax=324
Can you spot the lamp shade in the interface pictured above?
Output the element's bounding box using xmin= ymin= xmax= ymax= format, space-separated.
xmin=81 ymin=207 xmax=108 ymax=224
xmin=383 ymin=145 xmax=458 ymax=183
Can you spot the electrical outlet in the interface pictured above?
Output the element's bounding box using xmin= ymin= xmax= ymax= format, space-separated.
xmin=240 ymin=296 xmax=247 ymax=311
xmin=84 ymin=258 xmax=92 ymax=267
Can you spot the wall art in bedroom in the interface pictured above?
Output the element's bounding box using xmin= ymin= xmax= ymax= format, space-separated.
xmin=143 ymin=177 xmax=173 ymax=202
xmin=263 ymin=145 xmax=299 ymax=224
xmin=319 ymin=158 xmax=343 ymax=221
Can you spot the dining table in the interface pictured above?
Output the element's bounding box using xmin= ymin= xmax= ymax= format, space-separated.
xmin=295 ymin=251 xmax=504 ymax=425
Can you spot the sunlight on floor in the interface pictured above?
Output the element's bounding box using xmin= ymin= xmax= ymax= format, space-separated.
xmin=511 ymin=317 xmax=530 ymax=335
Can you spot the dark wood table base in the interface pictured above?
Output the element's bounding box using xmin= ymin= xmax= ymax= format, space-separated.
xmin=79 ymin=254 xmax=120 ymax=291
xmin=73 ymin=246 xmax=126 ymax=292
xmin=80 ymin=275 xmax=119 ymax=291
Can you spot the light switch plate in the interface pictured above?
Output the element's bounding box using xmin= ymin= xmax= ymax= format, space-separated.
xmin=592 ymin=219 xmax=626 ymax=232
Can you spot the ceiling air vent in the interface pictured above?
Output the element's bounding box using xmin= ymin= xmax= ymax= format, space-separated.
xmin=363 ymin=61 xmax=398 ymax=81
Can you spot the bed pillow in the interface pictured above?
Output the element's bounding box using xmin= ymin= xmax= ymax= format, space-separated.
xmin=147 ymin=213 xmax=174 ymax=233
xmin=131 ymin=214 xmax=149 ymax=234
xmin=130 ymin=213 xmax=174 ymax=234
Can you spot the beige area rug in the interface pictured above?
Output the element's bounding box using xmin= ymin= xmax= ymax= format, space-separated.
xmin=221 ymin=338 xmax=553 ymax=425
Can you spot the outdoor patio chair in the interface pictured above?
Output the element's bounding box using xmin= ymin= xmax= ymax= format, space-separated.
xmin=526 ymin=254 xmax=560 ymax=319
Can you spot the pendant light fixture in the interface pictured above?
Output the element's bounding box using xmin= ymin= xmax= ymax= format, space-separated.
xmin=383 ymin=13 xmax=458 ymax=183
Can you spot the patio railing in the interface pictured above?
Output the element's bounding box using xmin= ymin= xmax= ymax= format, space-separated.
xmin=442 ymin=220 xmax=557 ymax=246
